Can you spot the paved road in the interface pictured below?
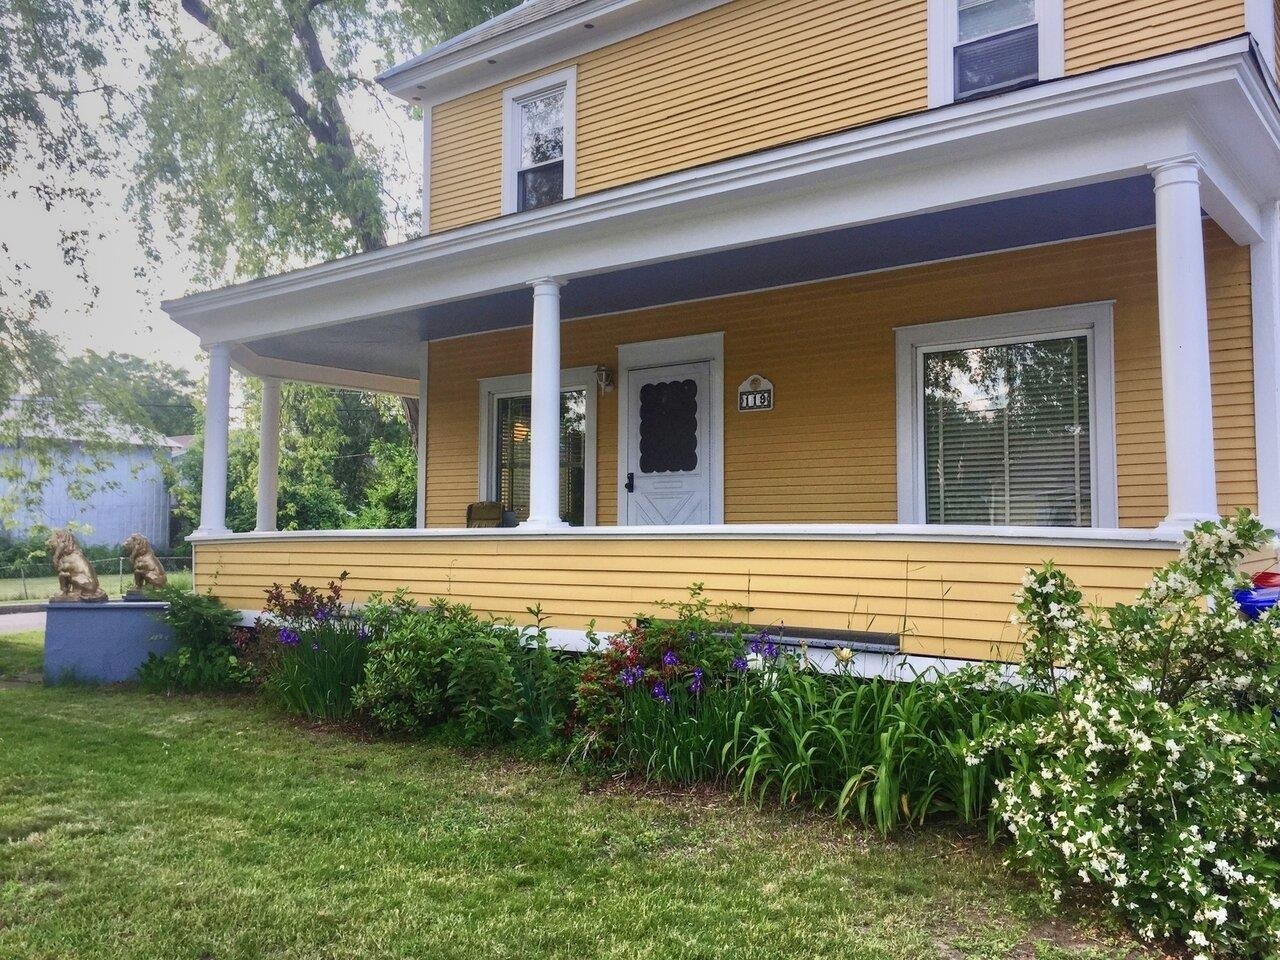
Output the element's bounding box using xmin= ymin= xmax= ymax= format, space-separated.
xmin=0 ymin=611 xmax=45 ymax=635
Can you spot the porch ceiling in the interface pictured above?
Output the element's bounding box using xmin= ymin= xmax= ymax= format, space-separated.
xmin=246 ymin=176 xmax=1156 ymax=384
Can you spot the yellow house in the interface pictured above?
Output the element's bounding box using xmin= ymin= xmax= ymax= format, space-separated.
xmin=165 ymin=0 xmax=1280 ymax=668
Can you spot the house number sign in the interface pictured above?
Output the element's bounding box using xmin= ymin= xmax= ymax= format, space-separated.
xmin=737 ymin=375 xmax=774 ymax=412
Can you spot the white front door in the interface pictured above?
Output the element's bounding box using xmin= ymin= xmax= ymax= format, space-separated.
xmin=624 ymin=360 xmax=712 ymax=525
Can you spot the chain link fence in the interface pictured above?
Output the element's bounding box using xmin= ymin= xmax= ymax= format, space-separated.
xmin=0 ymin=555 xmax=193 ymax=603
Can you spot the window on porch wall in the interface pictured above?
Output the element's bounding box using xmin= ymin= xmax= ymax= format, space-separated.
xmin=923 ymin=335 xmax=1091 ymax=526
xmin=494 ymin=391 xmax=586 ymax=526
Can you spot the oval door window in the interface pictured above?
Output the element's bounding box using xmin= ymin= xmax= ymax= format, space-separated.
xmin=638 ymin=379 xmax=699 ymax=473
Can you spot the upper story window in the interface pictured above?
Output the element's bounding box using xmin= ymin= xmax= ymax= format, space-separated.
xmin=955 ymin=0 xmax=1038 ymax=99
xmin=502 ymin=67 xmax=577 ymax=215
xmin=929 ymin=0 xmax=1063 ymax=106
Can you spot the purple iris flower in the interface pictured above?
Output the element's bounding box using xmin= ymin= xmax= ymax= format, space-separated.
xmin=689 ymin=668 xmax=704 ymax=695
xmin=357 ymin=624 xmax=370 ymax=641
xmin=311 ymin=642 xmax=320 ymax=652
xmin=662 ymin=649 xmax=679 ymax=668
xmin=620 ymin=665 xmax=645 ymax=688
xmin=278 ymin=628 xmax=300 ymax=646
xmin=764 ymin=642 xmax=779 ymax=660
xmin=731 ymin=656 xmax=749 ymax=672
xmin=651 ymin=681 xmax=672 ymax=704
xmin=315 ymin=608 xmax=331 ymax=624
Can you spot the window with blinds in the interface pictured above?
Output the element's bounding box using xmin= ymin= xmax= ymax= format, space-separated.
xmin=494 ymin=390 xmax=586 ymax=526
xmin=954 ymin=0 xmax=1039 ymax=100
xmin=923 ymin=335 xmax=1091 ymax=527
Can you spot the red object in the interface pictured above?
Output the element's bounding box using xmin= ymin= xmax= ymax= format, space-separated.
xmin=1253 ymin=571 xmax=1280 ymax=588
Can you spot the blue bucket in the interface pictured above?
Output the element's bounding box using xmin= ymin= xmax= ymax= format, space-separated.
xmin=1233 ymin=587 xmax=1280 ymax=621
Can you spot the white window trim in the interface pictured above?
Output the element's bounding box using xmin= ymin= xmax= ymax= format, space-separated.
xmin=617 ymin=332 xmax=725 ymax=525
xmin=928 ymin=0 xmax=1065 ymax=107
xmin=894 ymin=302 xmax=1118 ymax=528
xmin=477 ymin=365 xmax=598 ymax=525
xmin=501 ymin=66 xmax=577 ymax=216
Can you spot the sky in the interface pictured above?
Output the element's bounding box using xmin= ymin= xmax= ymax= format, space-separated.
xmin=6 ymin=15 xmax=423 ymax=378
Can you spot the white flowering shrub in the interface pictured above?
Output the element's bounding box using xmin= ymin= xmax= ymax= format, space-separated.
xmin=988 ymin=511 xmax=1280 ymax=958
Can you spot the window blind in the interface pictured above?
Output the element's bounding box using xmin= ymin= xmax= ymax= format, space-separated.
xmin=924 ymin=335 xmax=1091 ymax=527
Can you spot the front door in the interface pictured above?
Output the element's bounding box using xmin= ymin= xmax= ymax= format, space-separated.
xmin=624 ymin=360 xmax=712 ymax=525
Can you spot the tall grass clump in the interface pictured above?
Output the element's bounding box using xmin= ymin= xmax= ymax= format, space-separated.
xmin=258 ymin=573 xmax=370 ymax=720
xmin=575 ymin=585 xmax=1049 ymax=834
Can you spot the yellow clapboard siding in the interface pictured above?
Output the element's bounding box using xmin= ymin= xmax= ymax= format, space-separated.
xmin=430 ymin=0 xmax=1247 ymax=232
xmin=1064 ymin=0 xmax=1245 ymax=74
xmin=195 ymin=536 xmax=1176 ymax=660
xmin=430 ymin=0 xmax=927 ymax=232
xmin=424 ymin=226 xmax=1258 ymax=532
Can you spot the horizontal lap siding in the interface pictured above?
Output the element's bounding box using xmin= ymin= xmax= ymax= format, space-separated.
xmin=424 ymin=226 xmax=1257 ymax=530
xmin=429 ymin=0 xmax=927 ymax=233
xmin=1064 ymin=0 xmax=1245 ymax=74
xmin=194 ymin=538 xmax=1177 ymax=661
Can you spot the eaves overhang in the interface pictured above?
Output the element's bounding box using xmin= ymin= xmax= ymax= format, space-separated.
xmin=377 ymin=0 xmax=731 ymax=105
xmin=165 ymin=37 xmax=1280 ymax=347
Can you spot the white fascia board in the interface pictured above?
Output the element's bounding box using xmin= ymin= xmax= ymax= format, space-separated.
xmin=165 ymin=39 xmax=1280 ymax=345
xmin=380 ymin=0 xmax=731 ymax=104
xmin=189 ymin=522 xmax=1182 ymax=550
xmin=229 ymin=344 xmax=420 ymax=397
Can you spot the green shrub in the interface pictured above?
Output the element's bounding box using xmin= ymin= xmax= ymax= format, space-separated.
xmin=985 ymin=511 xmax=1280 ymax=959
xmin=138 ymin=585 xmax=250 ymax=693
xmin=353 ymin=593 xmax=573 ymax=744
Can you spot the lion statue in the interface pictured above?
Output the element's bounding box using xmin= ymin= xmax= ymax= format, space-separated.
xmin=122 ymin=533 xmax=168 ymax=592
xmin=46 ymin=529 xmax=108 ymax=602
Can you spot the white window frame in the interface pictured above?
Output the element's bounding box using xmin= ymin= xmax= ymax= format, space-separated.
xmin=894 ymin=302 xmax=1118 ymax=528
xmin=501 ymin=66 xmax=577 ymax=216
xmin=616 ymin=332 xmax=725 ymax=525
xmin=928 ymin=0 xmax=1065 ymax=107
xmin=477 ymin=366 xmax=598 ymax=525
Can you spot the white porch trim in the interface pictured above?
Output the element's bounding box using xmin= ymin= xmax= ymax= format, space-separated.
xmin=190 ymin=522 xmax=1182 ymax=550
xmin=1254 ymin=201 xmax=1280 ymax=532
xmin=616 ymin=332 xmax=725 ymax=525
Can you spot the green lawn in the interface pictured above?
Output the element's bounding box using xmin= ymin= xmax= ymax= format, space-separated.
xmin=0 ymin=680 xmax=1155 ymax=960
xmin=0 ymin=571 xmax=192 ymax=605
xmin=0 ymin=631 xmax=43 ymax=679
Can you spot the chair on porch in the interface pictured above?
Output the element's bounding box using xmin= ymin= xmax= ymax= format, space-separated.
xmin=466 ymin=501 xmax=505 ymax=528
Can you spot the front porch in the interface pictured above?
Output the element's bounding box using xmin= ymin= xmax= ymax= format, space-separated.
xmin=167 ymin=38 xmax=1280 ymax=663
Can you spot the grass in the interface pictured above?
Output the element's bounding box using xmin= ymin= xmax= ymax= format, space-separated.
xmin=0 ymin=571 xmax=193 ymax=605
xmin=0 ymin=679 xmax=1157 ymax=960
xmin=0 ymin=631 xmax=42 ymax=679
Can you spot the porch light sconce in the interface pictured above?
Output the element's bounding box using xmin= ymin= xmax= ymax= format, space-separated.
xmin=595 ymin=365 xmax=615 ymax=393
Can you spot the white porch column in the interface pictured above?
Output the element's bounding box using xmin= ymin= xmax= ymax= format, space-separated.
xmin=255 ymin=376 xmax=282 ymax=532
xmin=1252 ymin=201 xmax=1280 ymax=534
xmin=197 ymin=342 xmax=232 ymax=536
xmin=523 ymin=278 xmax=569 ymax=529
xmin=415 ymin=341 xmax=430 ymax=528
xmin=1150 ymin=157 xmax=1219 ymax=536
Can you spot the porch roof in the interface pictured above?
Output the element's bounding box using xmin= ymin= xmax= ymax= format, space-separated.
xmin=163 ymin=37 xmax=1280 ymax=396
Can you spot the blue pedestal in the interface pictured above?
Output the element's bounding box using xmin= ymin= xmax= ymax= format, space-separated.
xmin=43 ymin=601 xmax=175 ymax=684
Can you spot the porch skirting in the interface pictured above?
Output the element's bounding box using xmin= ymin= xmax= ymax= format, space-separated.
xmin=193 ymin=528 xmax=1180 ymax=662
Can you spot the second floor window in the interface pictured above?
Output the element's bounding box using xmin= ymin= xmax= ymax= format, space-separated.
xmin=502 ymin=67 xmax=577 ymax=216
xmin=516 ymin=89 xmax=565 ymax=211
xmin=954 ymin=0 xmax=1039 ymax=100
